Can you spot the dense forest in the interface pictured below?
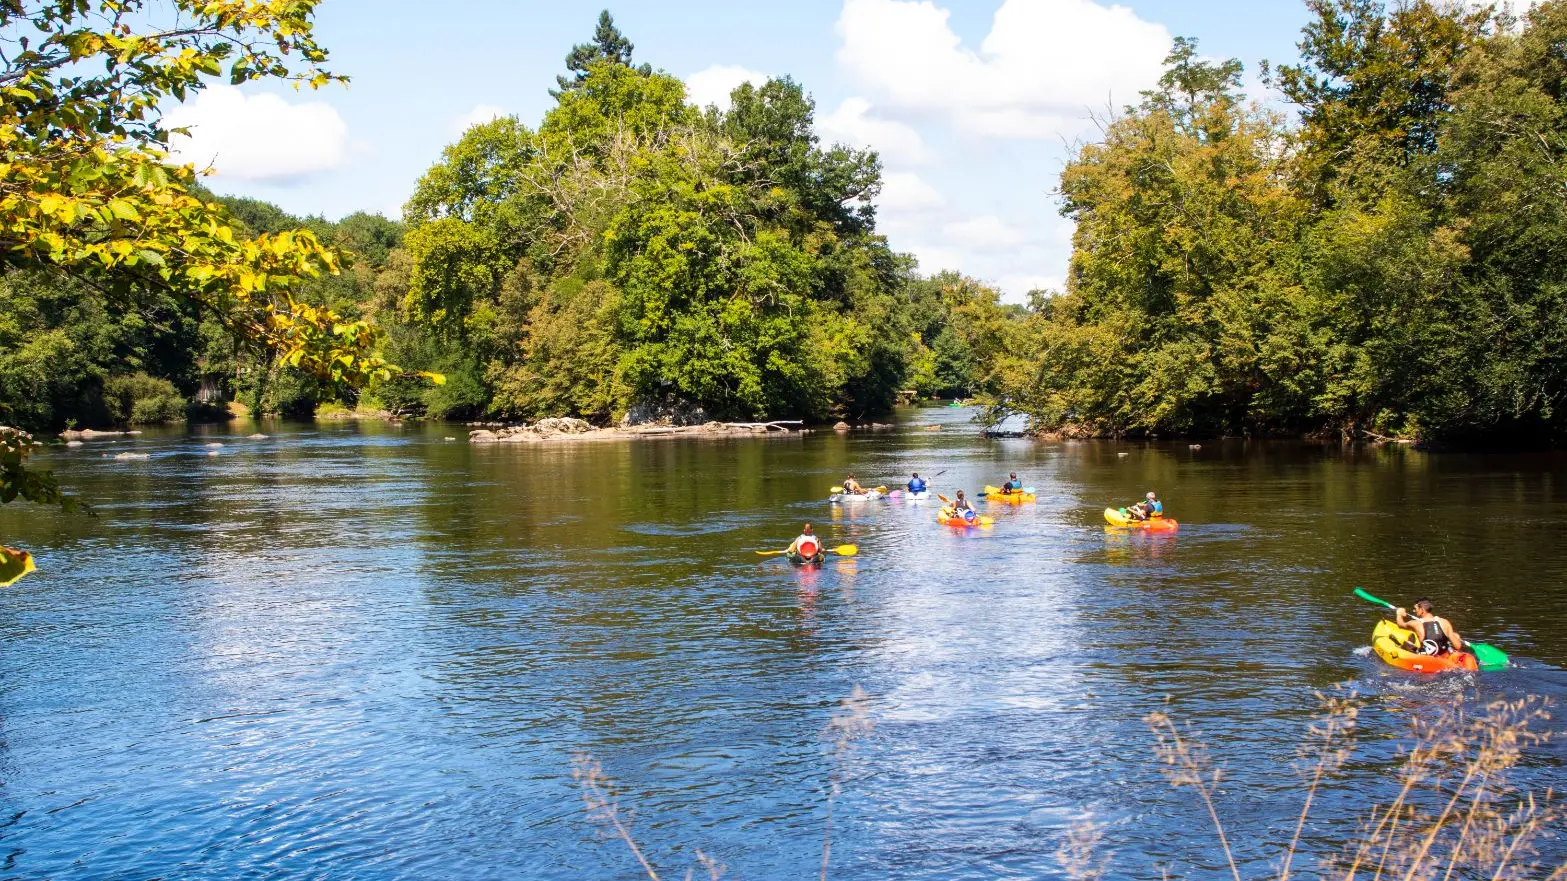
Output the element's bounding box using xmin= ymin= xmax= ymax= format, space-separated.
xmin=6 ymin=2 xmax=1567 ymax=446
xmin=990 ymin=0 xmax=1567 ymax=446
xmin=0 ymin=11 xmax=1010 ymax=433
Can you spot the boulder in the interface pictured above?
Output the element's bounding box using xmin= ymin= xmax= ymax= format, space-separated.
xmin=833 ymin=421 xmax=851 ymax=431
xmin=469 ymin=430 xmax=499 ymax=443
xmin=534 ymin=417 xmax=593 ymax=435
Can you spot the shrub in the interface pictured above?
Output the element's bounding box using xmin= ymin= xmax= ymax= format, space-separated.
xmin=102 ymin=373 xmax=185 ymax=426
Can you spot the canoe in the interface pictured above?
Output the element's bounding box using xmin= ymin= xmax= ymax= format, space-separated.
xmin=983 ymin=485 xmax=1036 ymax=503
xmin=830 ymin=490 xmax=886 ymax=503
xmin=938 ymin=508 xmax=992 ymax=528
xmin=1372 ymin=619 xmax=1478 ymax=673
xmin=1103 ymin=507 xmax=1178 ymax=531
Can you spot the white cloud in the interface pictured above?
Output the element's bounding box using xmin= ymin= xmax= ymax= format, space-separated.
xmin=162 ymin=85 xmax=352 ymax=183
xmin=836 ymin=0 xmax=1172 ymax=139
xmin=878 ymin=171 xmax=945 ymax=213
xmin=685 ymin=64 xmax=769 ymax=110
xmin=817 ymin=97 xmax=932 ymax=165
xmin=943 ymin=214 xmax=1027 ymax=250
xmin=449 ymin=103 xmax=508 ymax=136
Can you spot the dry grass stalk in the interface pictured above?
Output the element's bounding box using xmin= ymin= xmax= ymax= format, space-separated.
xmin=572 ymin=752 xmax=662 ymax=881
xmin=1132 ymin=695 xmax=1561 ymax=881
xmin=1057 ymin=818 xmax=1109 ymax=881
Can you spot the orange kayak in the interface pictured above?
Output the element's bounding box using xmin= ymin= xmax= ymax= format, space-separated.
xmin=938 ymin=508 xmax=993 ymax=528
xmin=1372 ymin=619 xmax=1478 ymax=673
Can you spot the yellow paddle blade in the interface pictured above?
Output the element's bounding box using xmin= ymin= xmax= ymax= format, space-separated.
xmin=979 ymin=517 xmax=995 ymax=528
xmin=832 ymin=544 xmax=858 ymax=556
xmin=873 ymin=486 xmax=887 ymax=493
xmin=937 ymin=494 xmax=952 ymax=504
xmin=830 ymin=486 xmax=844 ymax=494
xmin=0 ymin=546 xmax=36 ymax=587
xmin=755 ymin=549 xmax=789 ymax=557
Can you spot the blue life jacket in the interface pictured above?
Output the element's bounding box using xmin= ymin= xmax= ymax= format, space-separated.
xmin=909 ymin=478 xmax=927 ymax=492
xmin=1006 ymin=479 xmax=1023 ymax=491
xmin=1150 ymin=500 xmax=1163 ymax=514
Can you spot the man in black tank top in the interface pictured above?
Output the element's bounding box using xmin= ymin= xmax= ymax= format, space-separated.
xmin=1396 ymin=599 xmax=1466 ymax=655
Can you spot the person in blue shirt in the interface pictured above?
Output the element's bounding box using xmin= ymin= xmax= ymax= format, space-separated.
xmin=907 ymin=472 xmax=928 ymax=493
xmin=1129 ymin=491 xmax=1163 ymax=520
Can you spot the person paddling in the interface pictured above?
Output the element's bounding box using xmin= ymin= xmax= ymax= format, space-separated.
xmin=907 ymin=472 xmax=928 ymax=494
xmin=1396 ymin=599 xmax=1465 ymax=656
xmin=1128 ymin=491 xmax=1162 ymax=520
xmin=951 ymin=490 xmax=977 ymax=520
xmin=787 ymin=523 xmax=824 ymax=565
xmin=1000 ymin=472 xmax=1024 ymax=494
xmin=842 ymin=473 xmax=865 ymax=495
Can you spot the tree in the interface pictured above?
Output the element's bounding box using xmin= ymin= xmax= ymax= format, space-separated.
xmin=554 ymin=10 xmax=648 ymax=94
xmin=0 ymin=1 xmax=435 ymax=584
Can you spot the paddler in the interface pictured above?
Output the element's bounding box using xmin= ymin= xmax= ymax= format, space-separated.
xmin=952 ymin=490 xmax=977 ymax=520
xmin=842 ymin=473 xmax=865 ymax=495
xmin=907 ymin=472 xmax=928 ymax=494
xmin=1129 ymin=491 xmax=1162 ymax=520
xmin=787 ymin=523 xmax=825 ymax=565
xmin=1395 ymin=599 xmax=1466 ymax=656
xmin=1000 ymin=472 xmax=1024 ymax=494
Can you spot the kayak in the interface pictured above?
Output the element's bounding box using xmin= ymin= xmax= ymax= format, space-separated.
xmin=1103 ymin=507 xmax=1178 ymax=531
xmin=938 ymin=508 xmax=992 ymax=528
xmin=1372 ymin=619 xmax=1478 ymax=673
xmin=787 ymin=549 xmax=826 ymax=568
xmin=831 ymin=490 xmax=887 ymax=503
xmin=905 ymin=490 xmax=929 ymax=501
xmin=983 ymin=486 xmax=1036 ymax=503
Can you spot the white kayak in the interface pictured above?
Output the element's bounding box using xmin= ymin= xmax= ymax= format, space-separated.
xmin=904 ymin=490 xmax=929 ymax=501
xmin=830 ymin=490 xmax=887 ymax=503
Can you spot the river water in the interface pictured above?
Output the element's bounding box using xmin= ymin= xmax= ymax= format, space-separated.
xmin=2 ymin=407 xmax=1566 ymax=880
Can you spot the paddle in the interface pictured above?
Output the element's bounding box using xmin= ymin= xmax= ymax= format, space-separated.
xmin=829 ymin=485 xmax=887 ymax=495
xmin=756 ymin=544 xmax=859 ymax=557
xmin=1353 ymin=587 xmax=1509 ymax=671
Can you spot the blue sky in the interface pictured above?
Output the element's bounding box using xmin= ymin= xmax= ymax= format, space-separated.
xmin=167 ymin=0 xmax=1316 ymax=301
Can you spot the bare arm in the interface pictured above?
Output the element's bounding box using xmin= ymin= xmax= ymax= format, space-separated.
xmin=1395 ymin=607 xmax=1412 ymax=629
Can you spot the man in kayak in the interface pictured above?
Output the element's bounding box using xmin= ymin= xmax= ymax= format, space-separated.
xmin=1000 ymin=473 xmax=1024 ymax=494
xmin=1128 ymin=491 xmax=1162 ymax=520
xmin=842 ymin=473 xmax=865 ymax=495
xmin=1396 ymin=599 xmax=1466 ymax=656
xmin=907 ymin=472 xmax=928 ymax=494
xmin=787 ymin=523 xmax=824 ymax=564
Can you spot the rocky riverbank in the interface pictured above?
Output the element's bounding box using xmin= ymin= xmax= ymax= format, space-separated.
xmin=468 ymin=417 xmax=814 ymax=444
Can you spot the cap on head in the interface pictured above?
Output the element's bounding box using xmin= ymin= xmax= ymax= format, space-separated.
xmin=1146 ymin=492 xmax=1157 ymax=500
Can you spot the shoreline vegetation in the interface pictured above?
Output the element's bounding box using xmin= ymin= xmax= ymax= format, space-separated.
xmin=11 ymin=5 xmax=1567 ymax=449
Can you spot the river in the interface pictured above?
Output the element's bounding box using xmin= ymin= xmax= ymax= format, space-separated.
xmin=2 ymin=407 xmax=1565 ymax=879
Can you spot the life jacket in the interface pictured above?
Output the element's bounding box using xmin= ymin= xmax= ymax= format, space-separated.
xmin=1006 ymin=479 xmax=1022 ymax=491
xmin=1414 ymin=617 xmax=1451 ymax=655
xmin=908 ymin=478 xmax=927 ymax=492
xmin=796 ymin=536 xmax=819 ymax=558
xmin=1149 ymin=499 xmax=1163 ymax=515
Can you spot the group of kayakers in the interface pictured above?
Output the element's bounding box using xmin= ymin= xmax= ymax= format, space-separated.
xmin=803 ymin=475 xmax=1478 ymax=666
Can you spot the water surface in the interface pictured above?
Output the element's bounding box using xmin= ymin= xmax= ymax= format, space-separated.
xmin=3 ymin=409 xmax=1566 ymax=879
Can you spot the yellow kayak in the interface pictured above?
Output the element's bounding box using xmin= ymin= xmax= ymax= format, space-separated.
xmin=1103 ymin=507 xmax=1178 ymax=532
xmin=983 ymin=485 xmax=1036 ymax=503
xmin=1371 ymin=619 xmax=1478 ymax=673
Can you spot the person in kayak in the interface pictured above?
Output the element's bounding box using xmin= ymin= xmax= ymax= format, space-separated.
xmin=1000 ymin=473 xmax=1024 ymax=494
xmin=842 ymin=473 xmax=865 ymax=495
xmin=952 ymin=490 xmax=977 ymax=520
xmin=1128 ymin=491 xmax=1162 ymax=520
xmin=1396 ymin=599 xmax=1465 ymax=656
xmin=907 ymin=473 xmax=927 ymax=493
xmin=787 ymin=523 xmax=824 ymax=564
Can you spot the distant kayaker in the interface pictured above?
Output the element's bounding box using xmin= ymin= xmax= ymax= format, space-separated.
xmin=908 ymin=473 xmax=927 ymax=493
xmin=1396 ymin=599 xmax=1465 ymax=656
xmin=842 ymin=473 xmax=865 ymax=495
xmin=787 ymin=523 xmax=823 ymax=563
xmin=1001 ymin=473 xmax=1024 ymax=494
xmin=1130 ymin=491 xmax=1162 ymax=520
